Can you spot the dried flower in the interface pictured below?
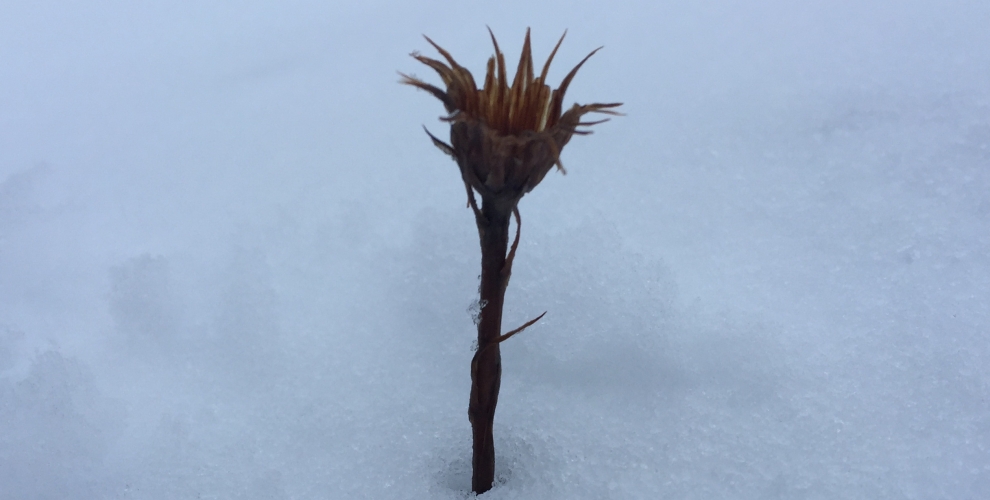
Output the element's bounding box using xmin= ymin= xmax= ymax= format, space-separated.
xmin=401 ymin=28 xmax=620 ymax=494
xmin=401 ymin=28 xmax=621 ymax=211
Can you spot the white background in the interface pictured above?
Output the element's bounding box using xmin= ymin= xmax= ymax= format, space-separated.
xmin=1 ymin=1 xmax=988 ymax=498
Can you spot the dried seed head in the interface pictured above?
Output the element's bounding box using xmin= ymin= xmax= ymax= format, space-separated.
xmin=402 ymin=28 xmax=621 ymax=209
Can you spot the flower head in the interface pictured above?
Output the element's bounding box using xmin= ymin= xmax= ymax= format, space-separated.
xmin=402 ymin=28 xmax=621 ymax=210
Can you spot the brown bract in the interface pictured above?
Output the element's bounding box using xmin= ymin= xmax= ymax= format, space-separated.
xmin=401 ymin=28 xmax=621 ymax=209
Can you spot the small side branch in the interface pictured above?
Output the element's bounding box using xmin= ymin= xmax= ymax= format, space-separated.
xmin=474 ymin=311 xmax=547 ymax=359
xmin=494 ymin=311 xmax=546 ymax=345
xmin=501 ymin=208 xmax=522 ymax=283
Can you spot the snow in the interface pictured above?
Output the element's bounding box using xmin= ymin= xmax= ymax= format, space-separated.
xmin=2 ymin=1 xmax=989 ymax=498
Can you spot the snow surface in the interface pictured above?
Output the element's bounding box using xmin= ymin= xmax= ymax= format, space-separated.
xmin=2 ymin=1 xmax=989 ymax=498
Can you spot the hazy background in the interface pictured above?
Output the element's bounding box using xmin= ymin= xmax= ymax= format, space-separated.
xmin=2 ymin=1 xmax=988 ymax=498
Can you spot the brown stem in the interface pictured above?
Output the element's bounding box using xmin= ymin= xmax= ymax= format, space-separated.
xmin=469 ymin=197 xmax=512 ymax=494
